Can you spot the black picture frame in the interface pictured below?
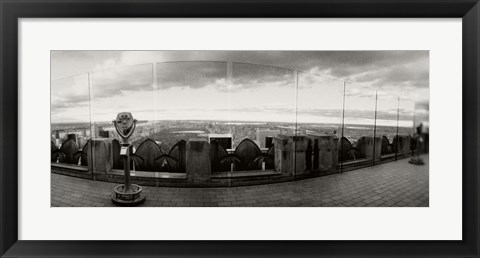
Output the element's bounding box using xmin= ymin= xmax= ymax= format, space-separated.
xmin=1 ymin=0 xmax=479 ymax=257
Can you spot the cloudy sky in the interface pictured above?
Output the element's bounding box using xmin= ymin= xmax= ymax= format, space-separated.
xmin=51 ymin=51 xmax=428 ymax=126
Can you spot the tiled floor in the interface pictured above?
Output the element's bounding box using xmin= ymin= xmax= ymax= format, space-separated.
xmin=51 ymin=155 xmax=429 ymax=207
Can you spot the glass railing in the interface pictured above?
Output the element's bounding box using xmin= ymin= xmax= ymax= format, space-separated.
xmin=341 ymin=83 xmax=376 ymax=165
xmin=223 ymin=62 xmax=296 ymax=172
xmin=375 ymin=92 xmax=400 ymax=160
xmin=398 ymin=98 xmax=416 ymax=156
xmin=297 ymin=72 xmax=343 ymax=173
xmin=154 ymin=61 xmax=229 ymax=173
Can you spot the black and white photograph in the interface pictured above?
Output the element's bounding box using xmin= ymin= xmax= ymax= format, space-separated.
xmin=50 ymin=50 xmax=429 ymax=207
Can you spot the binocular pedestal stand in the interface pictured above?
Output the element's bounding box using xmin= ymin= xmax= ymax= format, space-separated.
xmin=111 ymin=143 xmax=146 ymax=206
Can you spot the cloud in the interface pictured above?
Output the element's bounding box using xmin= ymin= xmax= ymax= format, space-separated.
xmin=155 ymin=61 xmax=295 ymax=92
xmin=89 ymin=64 xmax=154 ymax=99
xmin=156 ymin=61 xmax=227 ymax=90
xmin=51 ymin=51 xmax=429 ymax=122
xmin=231 ymin=63 xmax=294 ymax=90
xmin=51 ymin=73 xmax=90 ymax=113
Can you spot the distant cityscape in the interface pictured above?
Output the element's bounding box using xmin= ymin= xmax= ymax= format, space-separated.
xmin=51 ymin=119 xmax=413 ymax=153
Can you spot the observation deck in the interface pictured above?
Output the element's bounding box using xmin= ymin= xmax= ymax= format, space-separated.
xmin=51 ymin=154 xmax=428 ymax=207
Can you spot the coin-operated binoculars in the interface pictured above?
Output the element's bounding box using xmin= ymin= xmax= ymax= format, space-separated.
xmin=111 ymin=112 xmax=146 ymax=206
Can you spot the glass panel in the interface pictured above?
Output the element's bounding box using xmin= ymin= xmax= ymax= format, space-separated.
xmin=229 ymin=62 xmax=296 ymax=173
xmin=297 ymin=72 xmax=343 ymax=173
xmin=375 ymin=92 xmax=399 ymax=159
xmin=154 ymin=61 xmax=229 ymax=174
xmin=50 ymin=73 xmax=92 ymax=170
xmin=90 ymin=63 xmax=155 ymax=176
xmin=398 ymin=99 xmax=415 ymax=136
xmin=398 ymin=98 xmax=415 ymax=156
xmin=297 ymin=73 xmax=343 ymax=136
xmin=341 ymin=84 xmax=376 ymax=165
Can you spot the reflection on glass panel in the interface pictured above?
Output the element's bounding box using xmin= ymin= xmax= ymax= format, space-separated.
xmin=341 ymin=84 xmax=376 ymax=164
xmin=50 ymin=73 xmax=92 ymax=167
xmin=90 ymin=63 xmax=154 ymax=173
xmin=398 ymin=98 xmax=415 ymax=136
xmin=227 ymin=62 xmax=296 ymax=172
xmin=154 ymin=61 xmax=228 ymax=173
xmin=375 ymin=92 xmax=399 ymax=158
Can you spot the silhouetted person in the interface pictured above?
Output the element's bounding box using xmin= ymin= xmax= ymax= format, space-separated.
xmin=409 ymin=123 xmax=424 ymax=165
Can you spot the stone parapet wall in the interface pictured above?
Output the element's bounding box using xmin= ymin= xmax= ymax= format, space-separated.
xmin=396 ymin=135 xmax=412 ymax=155
xmin=305 ymin=134 xmax=337 ymax=172
xmin=51 ymin=133 xmax=418 ymax=186
xmin=186 ymin=139 xmax=211 ymax=183
xmin=273 ymin=135 xmax=308 ymax=176
xmin=359 ymin=136 xmax=382 ymax=161
xmin=89 ymin=139 xmax=113 ymax=173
